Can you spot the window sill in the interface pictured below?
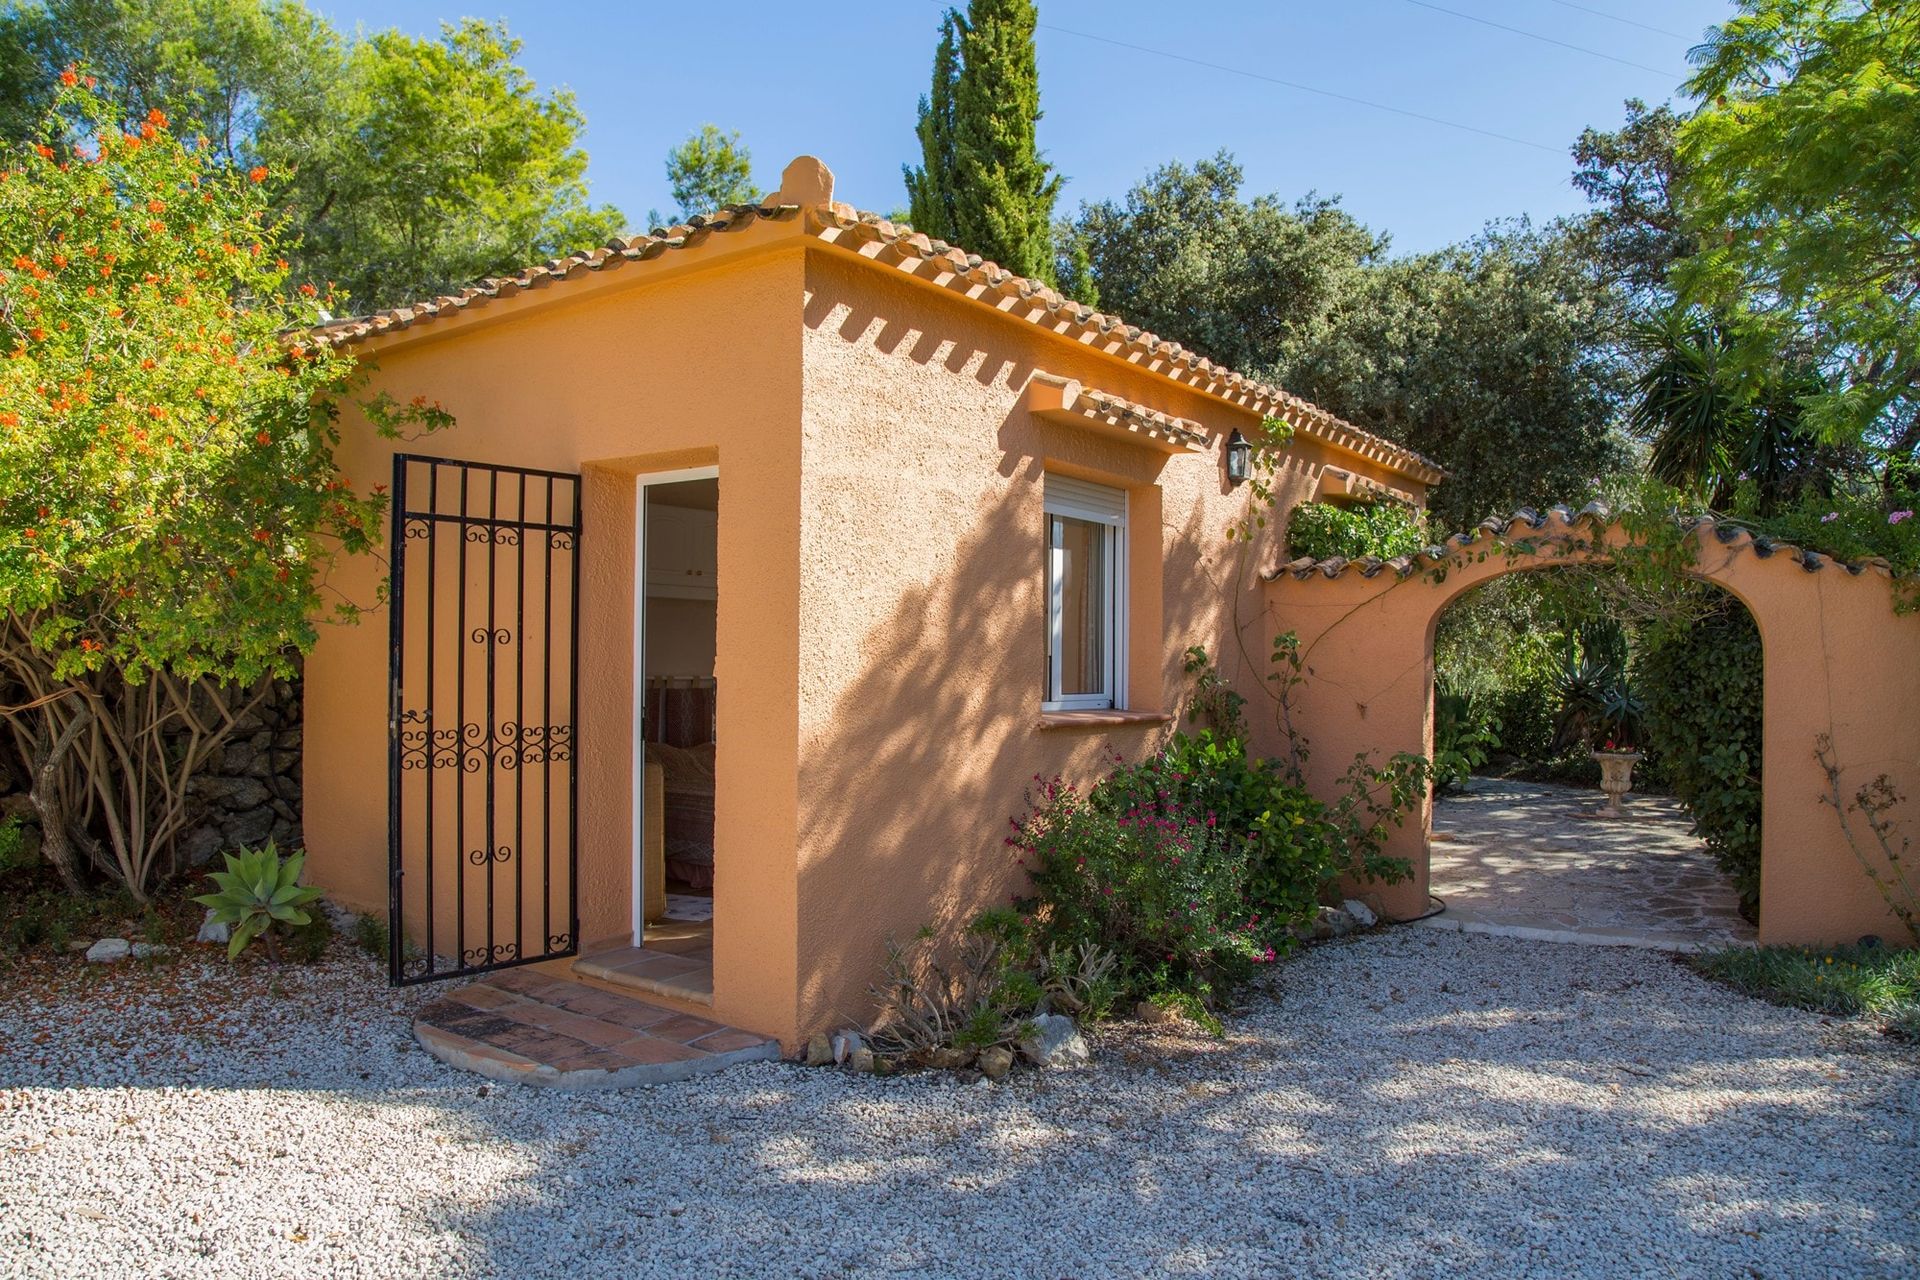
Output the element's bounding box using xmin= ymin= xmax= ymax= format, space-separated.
xmin=1036 ymin=709 xmax=1173 ymax=730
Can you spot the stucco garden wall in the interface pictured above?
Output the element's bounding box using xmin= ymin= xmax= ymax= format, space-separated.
xmin=1262 ymin=513 xmax=1920 ymax=945
xmin=303 ymin=237 xmax=807 ymax=1040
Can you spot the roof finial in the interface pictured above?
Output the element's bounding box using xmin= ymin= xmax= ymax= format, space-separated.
xmin=775 ymin=155 xmax=834 ymax=207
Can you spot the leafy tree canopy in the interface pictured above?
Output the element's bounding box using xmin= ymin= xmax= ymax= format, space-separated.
xmin=1070 ymin=155 xmax=1625 ymax=529
xmin=1071 ymin=153 xmax=1382 ymax=378
xmin=287 ymin=18 xmax=624 ymax=310
xmin=660 ymin=124 xmax=758 ymax=224
xmin=1676 ymin=0 xmax=1920 ymax=464
xmin=904 ymin=0 xmax=1061 ymax=282
xmin=1570 ymin=98 xmax=1689 ymax=309
xmin=0 ymin=1 xmax=626 ymax=311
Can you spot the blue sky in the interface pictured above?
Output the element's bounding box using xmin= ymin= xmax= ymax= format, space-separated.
xmin=312 ymin=0 xmax=1733 ymax=254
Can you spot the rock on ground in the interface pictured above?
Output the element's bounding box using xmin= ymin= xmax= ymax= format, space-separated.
xmin=82 ymin=938 xmax=129 ymax=964
xmin=196 ymin=910 xmax=231 ymax=945
xmin=1 ymin=930 xmax=1915 ymax=1278
xmin=1019 ymin=1013 xmax=1091 ymax=1068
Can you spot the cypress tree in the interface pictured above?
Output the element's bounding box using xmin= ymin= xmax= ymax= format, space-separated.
xmin=902 ymin=1 xmax=1061 ymax=283
xmin=903 ymin=12 xmax=961 ymax=243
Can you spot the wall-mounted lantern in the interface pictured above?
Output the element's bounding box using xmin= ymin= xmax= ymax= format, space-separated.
xmin=1225 ymin=430 xmax=1252 ymax=486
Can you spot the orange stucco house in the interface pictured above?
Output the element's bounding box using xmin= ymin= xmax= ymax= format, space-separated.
xmin=303 ymin=156 xmax=1918 ymax=1053
xmin=302 ymin=156 xmax=1439 ymax=1048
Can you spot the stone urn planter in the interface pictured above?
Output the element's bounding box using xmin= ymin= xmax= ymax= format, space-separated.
xmin=1592 ymin=749 xmax=1642 ymax=817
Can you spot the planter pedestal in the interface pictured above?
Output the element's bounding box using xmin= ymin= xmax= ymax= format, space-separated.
xmin=1592 ymin=750 xmax=1642 ymax=817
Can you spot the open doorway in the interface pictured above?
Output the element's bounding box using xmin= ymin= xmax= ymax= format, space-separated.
xmin=577 ymin=469 xmax=718 ymax=1003
xmin=1422 ymin=567 xmax=1759 ymax=951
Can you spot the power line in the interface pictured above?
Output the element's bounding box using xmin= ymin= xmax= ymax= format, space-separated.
xmin=1034 ymin=21 xmax=1562 ymax=154
xmin=1542 ymin=0 xmax=1689 ymax=40
xmin=1399 ymin=0 xmax=1679 ymax=78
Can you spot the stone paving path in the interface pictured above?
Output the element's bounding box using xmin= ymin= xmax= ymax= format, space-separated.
xmin=1421 ymin=776 xmax=1756 ymax=951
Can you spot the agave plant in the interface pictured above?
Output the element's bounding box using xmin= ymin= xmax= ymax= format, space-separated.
xmin=1552 ymin=658 xmax=1645 ymax=753
xmin=193 ymin=842 xmax=326 ymax=962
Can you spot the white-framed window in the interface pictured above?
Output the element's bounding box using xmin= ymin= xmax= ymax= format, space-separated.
xmin=1043 ymin=474 xmax=1126 ymax=711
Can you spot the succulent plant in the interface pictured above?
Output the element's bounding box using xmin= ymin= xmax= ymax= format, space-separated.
xmin=193 ymin=842 xmax=326 ymax=962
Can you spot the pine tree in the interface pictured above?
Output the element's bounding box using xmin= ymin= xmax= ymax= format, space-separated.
xmin=902 ymin=1 xmax=1061 ymax=283
xmin=663 ymin=125 xmax=758 ymax=223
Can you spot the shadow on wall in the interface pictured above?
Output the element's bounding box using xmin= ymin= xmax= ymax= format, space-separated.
xmin=782 ymin=250 xmax=1295 ymax=1034
xmin=788 ymin=461 xmax=1250 ymax=1035
xmin=800 ymin=285 xmax=1041 ymax=414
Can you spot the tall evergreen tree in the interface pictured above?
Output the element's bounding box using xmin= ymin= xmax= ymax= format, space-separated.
xmin=903 ymin=11 xmax=960 ymax=245
xmin=902 ymin=1 xmax=1060 ymax=282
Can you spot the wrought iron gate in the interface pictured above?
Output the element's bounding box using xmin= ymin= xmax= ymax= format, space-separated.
xmin=387 ymin=454 xmax=582 ymax=985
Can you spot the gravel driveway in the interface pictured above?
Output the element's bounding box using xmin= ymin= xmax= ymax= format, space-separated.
xmin=2 ymin=928 xmax=1915 ymax=1278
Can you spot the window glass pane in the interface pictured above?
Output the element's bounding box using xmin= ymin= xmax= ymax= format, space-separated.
xmin=1055 ymin=516 xmax=1106 ymax=696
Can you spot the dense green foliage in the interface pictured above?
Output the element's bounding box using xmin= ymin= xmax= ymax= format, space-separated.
xmin=1637 ymin=601 xmax=1765 ymax=915
xmin=1692 ymin=943 xmax=1920 ymax=1040
xmin=1285 ymin=500 xmax=1426 ymax=563
xmin=0 ymin=78 xmax=376 ymax=680
xmin=1569 ymin=98 xmax=1687 ymax=308
xmin=1070 ymin=154 xmax=1378 ymax=385
xmin=1067 ymin=156 xmax=1625 ymax=530
xmin=662 ymin=125 xmax=757 ymax=223
xmin=903 ymin=0 xmax=1060 ymax=281
xmin=1433 ymin=577 xmax=1565 ymax=771
xmin=1677 ymin=0 xmax=1920 ymax=462
xmin=1013 ymin=700 xmax=1417 ymax=1008
xmin=0 ymin=1 xmax=625 ymax=310
xmin=1431 ymin=693 xmax=1498 ymax=793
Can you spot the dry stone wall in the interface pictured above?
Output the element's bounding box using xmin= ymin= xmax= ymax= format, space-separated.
xmin=179 ymin=675 xmax=303 ymax=866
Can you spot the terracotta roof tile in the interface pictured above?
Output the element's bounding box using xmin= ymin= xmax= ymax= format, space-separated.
xmin=313 ymin=158 xmax=1443 ymax=485
xmin=1265 ymin=504 xmax=1915 ymax=584
xmin=1024 ymin=372 xmax=1208 ymax=451
xmin=310 ymin=203 xmax=805 ymax=347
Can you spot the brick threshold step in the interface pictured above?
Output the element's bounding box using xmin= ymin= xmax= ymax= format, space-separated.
xmin=412 ymin=968 xmax=777 ymax=1090
xmin=573 ymin=945 xmax=713 ymax=1006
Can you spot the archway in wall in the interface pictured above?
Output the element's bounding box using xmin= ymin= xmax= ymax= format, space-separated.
xmin=1424 ymin=566 xmax=1759 ymax=950
xmin=1260 ymin=505 xmax=1920 ymax=948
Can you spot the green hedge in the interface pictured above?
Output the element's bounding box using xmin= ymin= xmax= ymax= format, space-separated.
xmin=1636 ymin=602 xmax=1764 ymax=917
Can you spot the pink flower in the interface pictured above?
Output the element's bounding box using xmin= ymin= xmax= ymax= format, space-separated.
xmin=1890 ymin=510 xmax=1914 ymax=525
xmin=1821 ymin=512 xmax=1839 ymax=523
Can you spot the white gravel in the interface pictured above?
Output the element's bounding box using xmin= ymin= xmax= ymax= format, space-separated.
xmin=3 ymin=928 xmax=1916 ymax=1279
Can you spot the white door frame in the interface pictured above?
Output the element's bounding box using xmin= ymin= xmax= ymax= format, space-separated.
xmin=632 ymin=465 xmax=719 ymax=943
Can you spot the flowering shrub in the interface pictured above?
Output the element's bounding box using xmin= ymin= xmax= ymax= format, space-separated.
xmin=1744 ymin=486 xmax=1920 ymax=611
xmin=1008 ymin=714 xmax=1420 ymax=1007
xmin=0 ymin=75 xmax=444 ymax=899
xmin=1 ymin=76 xmax=375 ymax=677
xmin=1012 ymin=767 xmax=1272 ymax=1005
